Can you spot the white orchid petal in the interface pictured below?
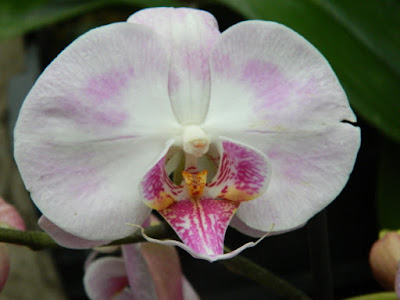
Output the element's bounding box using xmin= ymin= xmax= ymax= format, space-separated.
xmin=129 ymin=7 xmax=220 ymax=124
xmin=235 ymin=125 xmax=360 ymax=232
xmin=14 ymin=22 xmax=180 ymax=240
xmin=206 ymin=21 xmax=356 ymax=133
xmin=204 ymin=20 xmax=360 ymax=232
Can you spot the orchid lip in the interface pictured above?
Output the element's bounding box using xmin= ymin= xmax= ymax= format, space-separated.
xmin=159 ymin=197 xmax=239 ymax=257
xmin=140 ymin=137 xmax=271 ymax=258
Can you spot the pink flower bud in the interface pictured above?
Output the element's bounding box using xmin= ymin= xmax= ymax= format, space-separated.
xmin=369 ymin=231 xmax=400 ymax=290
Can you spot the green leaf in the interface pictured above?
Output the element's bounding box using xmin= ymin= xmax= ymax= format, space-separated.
xmin=344 ymin=292 xmax=398 ymax=300
xmin=0 ymin=0 xmax=182 ymax=42
xmin=377 ymin=139 xmax=400 ymax=230
xmin=211 ymin=0 xmax=400 ymax=142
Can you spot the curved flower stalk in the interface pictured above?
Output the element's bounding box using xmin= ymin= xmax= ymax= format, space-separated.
xmin=84 ymin=243 xmax=199 ymax=300
xmin=0 ymin=197 xmax=26 ymax=291
xmin=14 ymin=7 xmax=360 ymax=261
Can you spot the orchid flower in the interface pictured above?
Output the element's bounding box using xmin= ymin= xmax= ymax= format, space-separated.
xmin=84 ymin=225 xmax=199 ymax=300
xmin=84 ymin=243 xmax=199 ymax=300
xmin=14 ymin=7 xmax=360 ymax=261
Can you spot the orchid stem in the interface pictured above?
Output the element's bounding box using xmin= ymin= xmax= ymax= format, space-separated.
xmin=0 ymin=222 xmax=175 ymax=250
xmin=307 ymin=209 xmax=334 ymax=300
xmin=0 ymin=227 xmax=61 ymax=250
xmin=221 ymin=247 xmax=311 ymax=300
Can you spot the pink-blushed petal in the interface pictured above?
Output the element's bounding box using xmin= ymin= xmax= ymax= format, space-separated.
xmin=204 ymin=21 xmax=360 ymax=232
xmin=83 ymin=257 xmax=131 ymax=300
xmin=137 ymin=224 xmax=269 ymax=263
xmin=205 ymin=21 xmax=356 ymax=133
xmin=14 ymin=22 xmax=180 ymax=241
xmin=122 ymin=245 xmax=157 ymax=300
xmin=128 ymin=7 xmax=220 ymax=124
xmin=235 ymin=126 xmax=360 ymax=232
xmin=0 ymin=244 xmax=9 ymax=291
xmin=159 ymin=198 xmax=239 ymax=258
xmin=140 ymin=148 xmax=184 ymax=210
xmin=140 ymin=242 xmax=184 ymax=300
xmin=39 ymin=216 xmax=107 ymax=249
xmin=182 ymin=277 xmax=200 ymax=300
xmin=15 ymin=23 xmax=177 ymax=240
xmin=0 ymin=197 xmax=25 ymax=230
xmin=206 ymin=138 xmax=270 ymax=202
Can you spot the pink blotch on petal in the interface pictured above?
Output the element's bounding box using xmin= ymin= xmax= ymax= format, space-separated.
xmin=159 ymin=198 xmax=239 ymax=257
xmin=85 ymin=68 xmax=134 ymax=103
xmin=241 ymin=60 xmax=293 ymax=110
xmin=47 ymin=67 xmax=135 ymax=128
xmin=41 ymin=67 xmax=134 ymax=128
xmin=45 ymin=92 xmax=128 ymax=128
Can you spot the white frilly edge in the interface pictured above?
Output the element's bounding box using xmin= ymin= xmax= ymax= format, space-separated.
xmin=127 ymin=223 xmax=274 ymax=263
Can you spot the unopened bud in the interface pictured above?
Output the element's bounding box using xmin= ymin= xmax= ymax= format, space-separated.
xmin=369 ymin=231 xmax=400 ymax=290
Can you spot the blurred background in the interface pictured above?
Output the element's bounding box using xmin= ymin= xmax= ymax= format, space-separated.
xmin=0 ymin=0 xmax=399 ymax=299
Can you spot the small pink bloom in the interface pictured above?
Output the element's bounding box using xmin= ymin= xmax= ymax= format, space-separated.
xmin=83 ymin=243 xmax=199 ymax=300
xmin=14 ymin=8 xmax=360 ymax=260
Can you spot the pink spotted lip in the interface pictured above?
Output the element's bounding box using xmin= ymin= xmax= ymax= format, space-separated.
xmin=140 ymin=137 xmax=271 ymax=260
xmin=159 ymin=198 xmax=240 ymax=256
